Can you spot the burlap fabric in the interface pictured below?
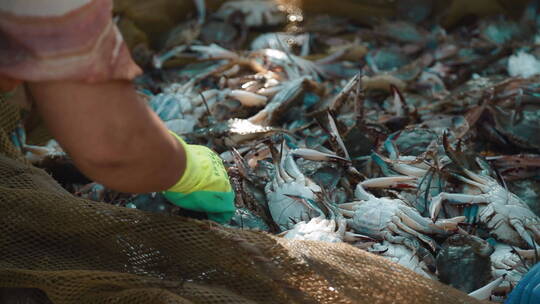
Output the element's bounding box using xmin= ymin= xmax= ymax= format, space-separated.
xmin=0 ymin=97 xmax=480 ymax=303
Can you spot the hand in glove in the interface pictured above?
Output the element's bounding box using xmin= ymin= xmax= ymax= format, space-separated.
xmin=164 ymin=132 xmax=235 ymax=223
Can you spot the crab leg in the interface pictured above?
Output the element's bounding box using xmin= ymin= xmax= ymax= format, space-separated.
xmin=327 ymin=112 xmax=350 ymax=160
xmin=400 ymin=207 xmax=465 ymax=235
xmin=371 ymin=153 xmax=396 ymax=176
xmin=452 ymin=173 xmax=488 ymax=192
xmin=153 ymin=45 xmax=188 ymax=69
xmin=273 ymin=158 xmax=286 ymax=186
xmin=229 ymin=90 xmax=268 ymax=107
xmin=529 ymin=225 xmax=540 ymax=240
xmin=338 ymin=202 xmax=360 ymax=212
xmin=334 ymin=218 xmax=364 ymax=242
xmin=433 ymin=216 xmax=467 ymax=231
xmin=340 ymin=208 xmax=356 ymax=218
xmin=278 ymin=147 xmax=294 ymax=183
xmin=387 ymin=223 xmax=417 ymax=241
xmin=192 ymin=0 xmax=206 ymax=24
xmin=328 ymin=73 xmax=360 ymax=111
xmin=380 ymin=229 xmax=412 ymax=246
xmin=284 ymin=153 xmax=307 ymax=185
xmin=391 ymin=163 xmax=428 ymax=178
xmin=464 ymin=168 xmax=491 ymax=184
xmin=343 ymin=230 xmax=374 ymax=242
xmin=361 ymin=176 xmax=417 ymax=188
xmin=354 ymin=185 xmax=372 ymax=201
xmin=292 ymin=148 xmax=349 ymax=163
xmin=514 ymin=248 xmax=539 ymax=259
xmin=510 ymin=219 xmax=540 ymax=249
xmin=430 ymin=192 xmax=488 ymax=220
xmin=392 ymin=216 xmax=439 ymax=251
xmin=468 ymin=277 xmax=504 ymax=300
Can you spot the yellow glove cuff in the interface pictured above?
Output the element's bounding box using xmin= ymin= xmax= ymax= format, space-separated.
xmin=167 ymin=131 xmax=231 ymax=194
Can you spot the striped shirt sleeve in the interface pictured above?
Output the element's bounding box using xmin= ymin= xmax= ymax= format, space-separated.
xmin=0 ymin=0 xmax=142 ymax=90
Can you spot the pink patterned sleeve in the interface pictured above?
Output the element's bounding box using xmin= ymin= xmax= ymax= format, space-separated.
xmin=0 ymin=0 xmax=142 ymax=87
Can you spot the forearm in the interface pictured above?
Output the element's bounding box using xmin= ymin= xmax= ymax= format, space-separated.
xmin=28 ymin=80 xmax=185 ymax=193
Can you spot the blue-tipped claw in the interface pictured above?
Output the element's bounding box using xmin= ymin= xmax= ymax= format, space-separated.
xmin=283 ymin=134 xmax=298 ymax=149
xmin=383 ymin=132 xmax=400 ymax=160
xmin=370 ymin=152 xmax=396 ymax=176
xmin=464 ymin=204 xmax=479 ymax=224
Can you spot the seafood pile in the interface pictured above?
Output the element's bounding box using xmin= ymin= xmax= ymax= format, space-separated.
xmin=16 ymin=0 xmax=540 ymax=301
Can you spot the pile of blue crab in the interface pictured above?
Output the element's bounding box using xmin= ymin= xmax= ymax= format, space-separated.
xmin=15 ymin=0 xmax=540 ymax=302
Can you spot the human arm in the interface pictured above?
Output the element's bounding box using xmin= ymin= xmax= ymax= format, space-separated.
xmin=28 ymin=79 xmax=186 ymax=193
xmin=0 ymin=0 xmax=235 ymax=222
xmin=29 ymin=79 xmax=235 ymax=221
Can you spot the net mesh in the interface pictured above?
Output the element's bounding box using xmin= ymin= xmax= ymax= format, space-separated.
xmin=0 ymin=98 xmax=481 ymax=304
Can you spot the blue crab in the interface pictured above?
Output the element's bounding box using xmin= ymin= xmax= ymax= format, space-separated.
xmin=265 ymin=144 xmax=323 ymax=231
xmin=340 ymin=182 xmax=465 ymax=252
xmin=149 ymin=80 xmax=267 ymax=134
xmin=489 ymin=241 xmax=537 ymax=296
xmin=369 ymin=241 xmax=437 ymax=280
xmin=429 ymin=163 xmax=540 ymax=249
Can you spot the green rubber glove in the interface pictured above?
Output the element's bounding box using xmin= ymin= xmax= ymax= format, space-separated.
xmin=164 ymin=132 xmax=235 ymax=223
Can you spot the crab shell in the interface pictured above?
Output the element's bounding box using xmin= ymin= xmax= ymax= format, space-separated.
xmin=343 ymin=184 xmax=465 ymax=252
xmin=265 ymin=178 xmax=321 ymax=231
xmin=369 ymin=241 xmax=437 ymax=280
xmin=265 ymin=148 xmax=322 ymax=231
xmin=347 ymin=197 xmax=405 ymax=238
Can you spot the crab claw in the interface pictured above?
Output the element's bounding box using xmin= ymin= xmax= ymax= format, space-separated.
xmin=429 ymin=194 xmax=444 ymax=222
xmin=432 ymin=216 xmax=466 ymax=232
xmin=513 ymin=248 xmax=538 ymax=259
xmin=229 ymin=90 xmax=268 ymax=107
xmin=292 ymin=148 xmax=350 ymax=163
xmin=464 ymin=204 xmax=479 ymax=224
xmin=338 ymin=202 xmax=358 ymax=218
xmin=383 ymin=133 xmax=400 ymax=160
xmin=361 ymin=176 xmax=417 ymax=189
xmin=354 ymin=185 xmax=372 ymax=201
xmin=371 ymin=152 xmax=396 ymax=176
xmin=343 ymin=232 xmax=375 ymax=243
